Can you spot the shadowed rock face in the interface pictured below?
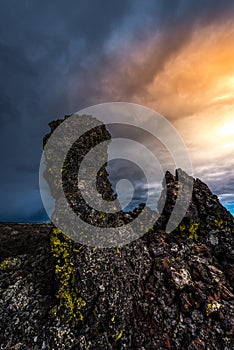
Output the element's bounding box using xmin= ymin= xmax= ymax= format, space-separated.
xmin=0 ymin=115 xmax=233 ymax=350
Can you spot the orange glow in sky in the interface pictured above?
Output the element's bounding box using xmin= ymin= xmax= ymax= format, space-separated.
xmin=102 ymin=18 xmax=234 ymax=208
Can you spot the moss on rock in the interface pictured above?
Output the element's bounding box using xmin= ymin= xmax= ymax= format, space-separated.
xmin=50 ymin=227 xmax=86 ymax=324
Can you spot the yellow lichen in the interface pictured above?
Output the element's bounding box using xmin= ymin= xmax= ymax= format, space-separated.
xmin=206 ymin=301 xmax=221 ymax=316
xmin=112 ymin=329 xmax=124 ymax=341
xmin=178 ymin=221 xmax=199 ymax=240
xmin=188 ymin=222 xmax=199 ymax=240
xmin=214 ymin=219 xmax=224 ymax=230
xmin=179 ymin=223 xmax=186 ymax=232
xmin=0 ymin=259 xmax=10 ymax=270
xmin=50 ymin=227 xmax=86 ymax=323
xmin=0 ymin=257 xmax=19 ymax=270
xmin=213 ymin=217 xmax=233 ymax=232
xmin=99 ymin=212 xmax=106 ymax=219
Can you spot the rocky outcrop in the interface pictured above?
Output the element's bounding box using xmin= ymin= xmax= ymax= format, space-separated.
xmin=0 ymin=115 xmax=233 ymax=349
xmin=159 ymin=168 xmax=234 ymax=231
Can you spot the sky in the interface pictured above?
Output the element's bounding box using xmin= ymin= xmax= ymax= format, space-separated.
xmin=1 ymin=0 xmax=234 ymax=221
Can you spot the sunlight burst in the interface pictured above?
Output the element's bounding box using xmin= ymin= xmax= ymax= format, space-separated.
xmin=219 ymin=119 xmax=234 ymax=137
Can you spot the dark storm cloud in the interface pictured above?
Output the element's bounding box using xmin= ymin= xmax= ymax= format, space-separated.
xmin=0 ymin=0 xmax=133 ymax=221
xmin=0 ymin=0 xmax=133 ymax=116
xmin=84 ymin=0 xmax=234 ymax=104
xmin=1 ymin=0 xmax=234 ymax=220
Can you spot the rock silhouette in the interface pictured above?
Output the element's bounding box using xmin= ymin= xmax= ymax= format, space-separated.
xmin=0 ymin=115 xmax=233 ymax=349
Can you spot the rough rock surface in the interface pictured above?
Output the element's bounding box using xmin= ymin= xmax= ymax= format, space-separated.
xmin=0 ymin=115 xmax=233 ymax=349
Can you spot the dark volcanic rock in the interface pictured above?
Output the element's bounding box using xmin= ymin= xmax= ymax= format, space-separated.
xmin=0 ymin=115 xmax=233 ymax=349
xmin=0 ymin=223 xmax=56 ymax=350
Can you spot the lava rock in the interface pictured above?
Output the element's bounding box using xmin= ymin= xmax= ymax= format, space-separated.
xmin=0 ymin=114 xmax=233 ymax=349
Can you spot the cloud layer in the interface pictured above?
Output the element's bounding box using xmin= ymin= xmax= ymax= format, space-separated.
xmin=1 ymin=0 xmax=234 ymax=220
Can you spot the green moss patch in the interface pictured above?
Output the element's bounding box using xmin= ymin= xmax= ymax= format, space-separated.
xmin=50 ymin=227 xmax=86 ymax=323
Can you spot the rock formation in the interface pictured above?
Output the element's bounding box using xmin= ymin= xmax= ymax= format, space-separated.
xmin=0 ymin=114 xmax=233 ymax=349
